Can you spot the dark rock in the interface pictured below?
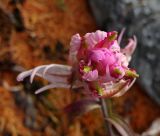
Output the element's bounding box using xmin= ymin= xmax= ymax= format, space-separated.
xmin=88 ymin=0 xmax=160 ymax=104
xmin=132 ymin=14 xmax=160 ymax=104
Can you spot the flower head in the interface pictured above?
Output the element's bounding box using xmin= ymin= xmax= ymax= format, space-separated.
xmin=17 ymin=30 xmax=138 ymax=98
xmin=69 ymin=30 xmax=138 ymax=97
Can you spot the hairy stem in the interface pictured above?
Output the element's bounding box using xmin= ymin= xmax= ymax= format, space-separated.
xmin=100 ymin=98 xmax=113 ymax=136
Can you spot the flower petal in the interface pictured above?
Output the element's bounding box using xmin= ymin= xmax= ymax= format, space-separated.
xmin=82 ymin=70 xmax=98 ymax=81
xmin=101 ymin=79 xmax=128 ymax=98
xmin=112 ymin=78 xmax=136 ymax=97
xmin=84 ymin=30 xmax=107 ymax=48
xmin=70 ymin=33 xmax=81 ymax=52
xmin=115 ymin=53 xmax=129 ymax=67
xmin=69 ymin=34 xmax=82 ymax=64
xmin=109 ymin=40 xmax=120 ymax=52
xmin=117 ymin=28 xmax=126 ymax=44
xmin=89 ymin=49 xmax=106 ymax=62
xmin=121 ymin=36 xmax=137 ymax=61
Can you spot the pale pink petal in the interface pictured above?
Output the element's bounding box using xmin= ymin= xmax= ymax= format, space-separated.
xmin=101 ymin=79 xmax=127 ymax=97
xmin=112 ymin=78 xmax=136 ymax=97
xmin=118 ymin=28 xmax=126 ymax=44
xmin=70 ymin=34 xmax=81 ymax=52
xmin=82 ymin=70 xmax=98 ymax=81
xmin=121 ymin=36 xmax=137 ymax=58
xmin=89 ymin=48 xmax=116 ymax=65
xmin=94 ymin=30 xmax=107 ymax=42
xmin=115 ymin=53 xmax=129 ymax=67
xmin=84 ymin=30 xmax=107 ymax=48
xmin=104 ymin=65 xmax=115 ymax=82
xmin=69 ymin=34 xmax=81 ymax=65
xmin=89 ymin=49 xmax=106 ymax=61
xmin=109 ymin=40 xmax=120 ymax=52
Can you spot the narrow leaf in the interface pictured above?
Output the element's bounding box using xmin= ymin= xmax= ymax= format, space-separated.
xmin=106 ymin=114 xmax=135 ymax=136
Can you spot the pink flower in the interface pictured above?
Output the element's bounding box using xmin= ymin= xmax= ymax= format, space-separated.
xmin=17 ymin=30 xmax=138 ymax=98
xmin=87 ymin=48 xmax=116 ymax=76
xmin=70 ymin=30 xmax=138 ymax=97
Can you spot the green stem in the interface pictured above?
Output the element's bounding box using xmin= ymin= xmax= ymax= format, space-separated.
xmin=100 ymin=98 xmax=113 ymax=136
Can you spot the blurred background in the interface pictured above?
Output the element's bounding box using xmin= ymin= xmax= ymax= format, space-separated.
xmin=0 ymin=0 xmax=160 ymax=136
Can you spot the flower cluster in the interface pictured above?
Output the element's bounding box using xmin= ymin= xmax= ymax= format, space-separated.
xmin=69 ymin=30 xmax=138 ymax=97
xmin=17 ymin=30 xmax=138 ymax=98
